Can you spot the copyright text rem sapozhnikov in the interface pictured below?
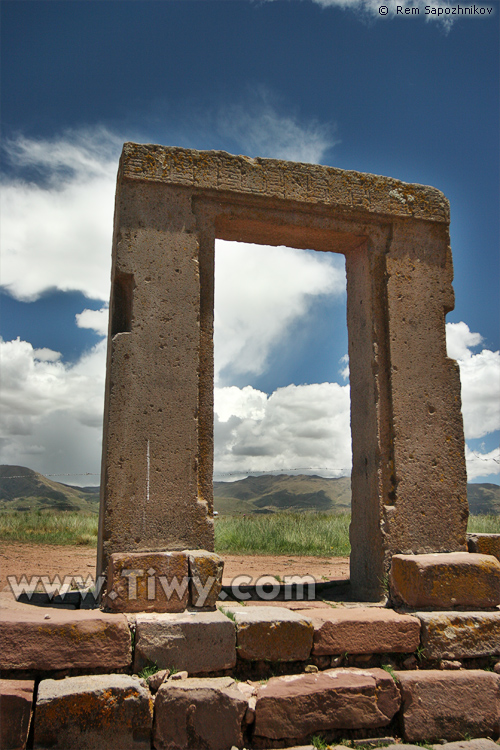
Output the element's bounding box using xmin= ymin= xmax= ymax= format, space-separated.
xmin=396 ymin=4 xmax=494 ymax=15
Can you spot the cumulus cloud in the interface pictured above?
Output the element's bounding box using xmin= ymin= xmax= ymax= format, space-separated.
xmin=215 ymin=241 xmax=346 ymax=383
xmin=217 ymin=89 xmax=337 ymax=164
xmin=446 ymin=322 xmax=500 ymax=441
xmin=0 ymin=337 xmax=106 ymax=481
xmin=0 ymin=129 xmax=119 ymax=302
xmin=75 ymin=307 xmax=109 ymax=337
xmin=214 ymin=381 xmax=352 ymax=480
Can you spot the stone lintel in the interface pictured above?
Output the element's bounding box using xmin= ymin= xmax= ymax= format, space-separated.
xmin=120 ymin=143 xmax=450 ymax=223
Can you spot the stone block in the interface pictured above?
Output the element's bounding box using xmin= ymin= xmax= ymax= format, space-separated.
xmin=104 ymin=551 xmax=189 ymax=613
xmin=223 ymin=605 xmax=314 ymax=661
xmin=0 ymin=679 xmax=34 ymax=750
xmin=389 ymin=553 xmax=500 ymax=609
xmin=432 ymin=741 xmax=500 ymax=750
xmin=417 ymin=611 xmax=500 ymax=659
xmin=468 ymin=533 xmax=500 ymax=562
xmin=187 ymin=549 xmax=224 ymax=608
xmin=133 ymin=609 xmax=236 ymax=673
xmin=396 ymin=669 xmax=500 ymax=742
xmin=153 ymin=676 xmax=248 ymax=750
xmin=305 ymin=606 xmax=420 ymax=655
xmin=33 ymin=674 xmax=153 ymax=749
xmin=0 ymin=603 xmax=131 ymax=672
xmin=254 ymin=667 xmax=400 ymax=739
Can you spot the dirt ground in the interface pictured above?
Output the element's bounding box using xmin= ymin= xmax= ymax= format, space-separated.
xmin=0 ymin=540 xmax=349 ymax=590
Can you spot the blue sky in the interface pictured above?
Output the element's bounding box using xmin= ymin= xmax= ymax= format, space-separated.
xmin=1 ymin=0 xmax=498 ymax=485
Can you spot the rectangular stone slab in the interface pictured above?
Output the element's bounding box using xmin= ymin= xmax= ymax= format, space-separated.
xmin=133 ymin=609 xmax=236 ymax=674
xmin=302 ymin=606 xmax=420 ymax=655
xmin=389 ymin=553 xmax=500 ymax=609
xmin=0 ymin=602 xmax=131 ymax=672
xmin=416 ymin=611 xmax=500 ymax=659
xmin=396 ymin=669 xmax=500 ymax=743
xmin=153 ymin=676 xmax=248 ymax=750
xmin=254 ymin=667 xmax=400 ymax=739
xmin=0 ymin=679 xmax=34 ymax=750
xmin=222 ymin=605 xmax=314 ymax=661
xmin=34 ymin=674 xmax=153 ymax=750
xmin=467 ymin=533 xmax=500 ymax=562
xmin=105 ymin=551 xmax=189 ymax=613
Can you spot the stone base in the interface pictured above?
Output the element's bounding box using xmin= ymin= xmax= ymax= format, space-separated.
xmin=33 ymin=674 xmax=153 ymax=750
xmin=467 ymin=533 xmax=500 ymax=562
xmin=396 ymin=670 xmax=500 ymax=743
xmin=389 ymin=553 xmax=500 ymax=609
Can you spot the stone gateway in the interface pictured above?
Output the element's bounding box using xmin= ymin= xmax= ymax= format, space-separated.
xmin=97 ymin=143 xmax=468 ymax=600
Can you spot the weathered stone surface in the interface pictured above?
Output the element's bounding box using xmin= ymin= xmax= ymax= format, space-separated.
xmin=153 ymin=676 xmax=247 ymax=750
xmin=254 ymin=667 xmax=400 ymax=739
xmin=223 ymin=605 xmax=314 ymax=661
xmin=305 ymin=606 xmax=420 ymax=655
xmin=390 ymin=553 xmax=500 ymax=609
xmin=133 ymin=609 xmax=236 ymax=673
xmin=468 ymin=533 xmax=500 ymax=562
xmin=99 ymin=143 xmax=467 ymax=603
xmin=417 ymin=611 xmax=500 ymax=659
xmin=433 ymin=741 xmax=500 ymax=750
xmin=0 ymin=600 xmax=131 ymax=671
xmin=33 ymin=674 xmax=153 ymax=749
xmin=0 ymin=679 xmax=34 ymax=750
xmin=396 ymin=669 xmax=500 ymax=742
xmin=104 ymin=550 xmax=189 ymax=613
xmin=187 ymin=549 xmax=224 ymax=608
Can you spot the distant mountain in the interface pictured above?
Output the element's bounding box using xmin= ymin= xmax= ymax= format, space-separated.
xmin=467 ymin=483 xmax=500 ymax=515
xmin=0 ymin=465 xmax=99 ymax=512
xmin=1 ymin=465 xmax=498 ymax=516
xmin=213 ymin=474 xmax=351 ymax=514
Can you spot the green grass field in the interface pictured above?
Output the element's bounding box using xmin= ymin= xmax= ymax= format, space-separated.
xmin=0 ymin=510 xmax=99 ymax=546
xmin=1 ymin=509 xmax=499 ymax=556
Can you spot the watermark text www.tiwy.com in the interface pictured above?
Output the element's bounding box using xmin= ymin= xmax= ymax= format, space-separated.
xmin=378 ymin=4 xmax=495 ymax=16
xmin=7 ymin=573 xmax=317 ymax=604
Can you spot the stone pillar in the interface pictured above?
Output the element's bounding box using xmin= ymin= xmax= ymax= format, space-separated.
xmin=381 ymin=221 xmax=468 ymax=560
xmin=97 ymin=178 xmax=214 ymax=576
xmin=347 ymin=221 xmax=468 ymax=600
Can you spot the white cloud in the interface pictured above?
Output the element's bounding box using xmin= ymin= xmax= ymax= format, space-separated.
xmin=0 ymin=337 xmax=106 ymax=481
xmin=215 ymin=241 xmax=346 ymax=383
xmin=217 ymin=89 xmax=337 ymax=164
xmin=446 ymin=322 xmax=500 ymax=441
xmin=465 ymin=445 xmax=500 ymax=481
xmin=214 ymin=381 xmax=352 ymax=480
xmin=0 ymin=129 xmax=119 ymax=302
xmin=76 ymin=307 xmax=109 ymax=337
